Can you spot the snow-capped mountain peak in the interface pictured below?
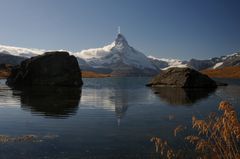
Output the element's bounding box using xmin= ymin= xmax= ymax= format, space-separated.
xmin=114 ymin=33 xmax=129 ymax=49
xmin=76 ymin=33 xmax=130 ymax=60
xmin=75 ymin=33 xmax=157 ymax=71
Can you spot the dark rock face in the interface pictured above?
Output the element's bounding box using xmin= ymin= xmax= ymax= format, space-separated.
xmin=0 ymin=53 xmax=27 ymax=65
xmin=6 ymin=51 xmax=83 ymax=87
xmin=188 ymin=59 xmax=214 ymax=70
xmin=147 ymin=67 xmax=217 ymax=88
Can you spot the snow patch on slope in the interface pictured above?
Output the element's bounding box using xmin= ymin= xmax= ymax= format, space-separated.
xmin=148 ymin=55 xmax=187 ymax=70
xmin=75 ymin=43 xmax=115 ymax=60
xmin=213 ymin=62 xmax=223 ymax=69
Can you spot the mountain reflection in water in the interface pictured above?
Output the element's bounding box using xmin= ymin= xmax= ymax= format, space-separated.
xmin=152 ymin=87 xmax=216 ymax=106
xmin=13 ymin=86 xmax=81 ymax=118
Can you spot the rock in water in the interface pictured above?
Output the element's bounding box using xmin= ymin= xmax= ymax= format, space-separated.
xmin=146 ymin=67 xmax=217 ymax=88
xmin=6 ymin=51 xmax=83 ymax=87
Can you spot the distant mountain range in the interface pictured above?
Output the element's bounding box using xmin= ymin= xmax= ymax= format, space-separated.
xmin=188 ymin=52 xmax=240 ymax=70
xmin=0 ymin=33 xmax=239 ymax=76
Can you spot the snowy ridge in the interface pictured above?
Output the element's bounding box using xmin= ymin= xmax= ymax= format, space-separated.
xmin=75 ymin=43 xmax=115 ymax=60
xmin=0 ymin=44 xmax=71 ymax=58
xmin=0 ymin=44 xmax=45 ymax=58
xmin=148 ymin=55 xmax=187 ymax=70
xmin=221 ymin=52 xmax=240 ymax=60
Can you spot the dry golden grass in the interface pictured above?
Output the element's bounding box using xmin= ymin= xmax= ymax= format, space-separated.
xmin=174 ymin=125 xmax=186 ymax=137
xmin=150 ymin=137 xmax=176 ymax=158
xmin=81 ymin=71 xmax=111 ymax=78
xmin=151 ymin=101 xmax=240 ymax=159
xmin=186 ymin=101 xmax=240 ymax=159
xmin=201 ymin=66 xmax=240 ymax=79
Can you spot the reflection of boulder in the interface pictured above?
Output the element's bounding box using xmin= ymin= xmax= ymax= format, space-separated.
xmin=152 ymin=87 xmax=216 ymax=106
xmin=14 ymin=86 xmax=81 ymax=118
xmin=147 ymin=67 xmax=217 ymax=88
xmin=7 ymin=51 xmax=83 ymax=87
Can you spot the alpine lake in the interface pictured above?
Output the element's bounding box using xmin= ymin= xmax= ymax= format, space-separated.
xmin=0 ymin=77 xmax=239 ymax=159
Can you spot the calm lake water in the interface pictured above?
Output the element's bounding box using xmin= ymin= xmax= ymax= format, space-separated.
xmin=0 ymin=77 xmax=239 ymax=159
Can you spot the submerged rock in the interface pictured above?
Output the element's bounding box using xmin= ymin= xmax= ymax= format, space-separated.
xmin=6 ymin=51 xmax=83 ymax=87
xmin=146 ymin=67 xmax=217 ymax=88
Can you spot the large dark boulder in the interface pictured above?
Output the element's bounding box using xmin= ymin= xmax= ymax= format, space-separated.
xmin=6 ymin=51 xmax=83 ymax=87
xmin=146 ymin=67 xmax=217 ymax=88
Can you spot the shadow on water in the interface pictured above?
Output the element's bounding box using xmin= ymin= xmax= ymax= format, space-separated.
xmin=12 ymin=86 xmax=82 ymax=118
xmin=152 ymin=87 xmax=216 ymax=106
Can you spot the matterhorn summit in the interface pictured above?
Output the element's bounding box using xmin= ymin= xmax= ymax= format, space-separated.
xmin=114 ymin=33 xmax=129 ymax=49
xmin=75 ymin=33 xmax=158 ymax=76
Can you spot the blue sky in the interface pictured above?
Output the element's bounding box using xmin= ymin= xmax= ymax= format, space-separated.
xmin=0 ymin=0 xmax=239 ymax=60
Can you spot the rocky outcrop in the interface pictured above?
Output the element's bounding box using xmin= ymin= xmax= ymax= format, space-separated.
xmin=6 ymin=51 xmax=83 ymax=87
xmin=146 ymin=67 xmax=217 ymax=88
xmin=0 ymin=53 xmax=27 ymax=65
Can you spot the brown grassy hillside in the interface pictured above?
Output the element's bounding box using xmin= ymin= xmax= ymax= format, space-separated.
xmin=0 ymin=66 xmax=111 ymax=79
xmin=0 ymin=64 xmax=12 ymax=79
xmin=0 ymin=70 xmax=10 ymax=79
xmin=0 ymin=71 xmax=111 ymax=79
xmin=81 ymin=71 xmax=111 ymax=78
xmin=201 ymin=66 xmax=240 ymax=79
